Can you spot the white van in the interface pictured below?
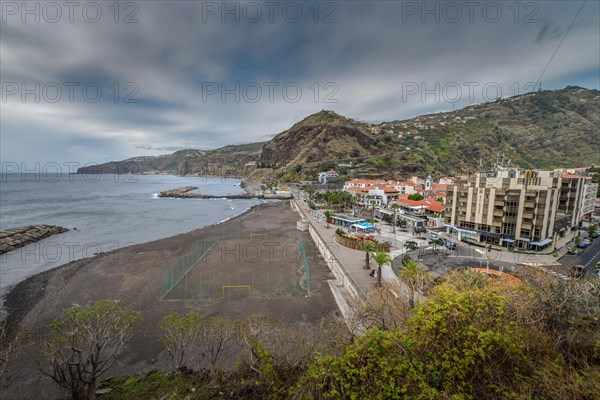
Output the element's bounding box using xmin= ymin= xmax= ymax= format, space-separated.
xmin=429 ymin=232 xmax=441 ymax=241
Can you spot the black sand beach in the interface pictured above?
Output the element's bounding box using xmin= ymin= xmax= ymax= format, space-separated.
xmin=2 ymin=201 xmax=337 ymax=400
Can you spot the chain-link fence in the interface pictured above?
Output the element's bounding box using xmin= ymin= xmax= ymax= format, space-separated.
xmin=160 ymin=228 xmax=310 ymax=300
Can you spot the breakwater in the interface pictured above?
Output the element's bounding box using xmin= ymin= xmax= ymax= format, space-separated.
xmin=0 ymin=225 xmax=69 ymax=255
xmin=158 ymin=186 xmax=293 ymax=200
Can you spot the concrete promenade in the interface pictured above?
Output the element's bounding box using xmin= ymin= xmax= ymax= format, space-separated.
xmin=291 ymin=195 xmax=400 ymax=298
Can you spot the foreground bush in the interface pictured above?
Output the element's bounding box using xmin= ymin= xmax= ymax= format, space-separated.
xmin=72 ymin=272 xmax=600 ymax=399
xmin=38 ymin=300 xmax=141 ymax=400
xmin=294 ymin=273 xmax=600 ymax=400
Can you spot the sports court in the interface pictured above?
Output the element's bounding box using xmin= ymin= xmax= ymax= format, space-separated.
xmin=160 ymin=228 xmax=311 ymax=299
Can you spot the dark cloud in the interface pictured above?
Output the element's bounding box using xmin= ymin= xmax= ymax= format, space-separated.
xmin=1 ymin=1 xmax=598 ymax=164
xmin=535 ymin=20 xmax=565 ymax=43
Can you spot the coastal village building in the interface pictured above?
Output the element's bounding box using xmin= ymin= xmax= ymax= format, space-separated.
xmin=592 ymin=198 xmax=600 ymax=224
xmin=343 ymin=179 xmax=416 ymax=195
xmin=395 ymin=195 xmax=446 ymax=216
xmin=345 ymin=185 xmax=400 ymax=207
xmin=343 ymin=177 xmax=448 ymax=210
xmin=318 ymin=170 xmax=339 ymax=184
xmin=342 ymin=177 xmax=446 ymax=230
xmin=444 ymin=168 xmax=590 ymax=251
xmin=580 ymin=182 xmax=599 ymax=223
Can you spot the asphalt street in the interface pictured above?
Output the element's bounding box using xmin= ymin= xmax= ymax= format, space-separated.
xmin=558 ymin=236 xmax=600 ymax=276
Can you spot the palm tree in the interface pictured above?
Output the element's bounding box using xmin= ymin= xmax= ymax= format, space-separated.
xmin=372 ymin=251 xmax=392 ymax=286
xmin=370 ymin=200 xmax=378 ymax=222
xmin=350 ymin=194 xmax=359 ymax=216
xmin=305 ymin=187 xmax=315 ymax=200
xmin=362 ymin=241 xmax=376 ymax=269
xmin=451 ymin=268 xmax=489 ymax=290
xmin=398 ymin=259 xmax=429 ymax=308
xmin=324 ymin=210 xmax=333 ymax=228
xmin=390 ymin=204 xmax=400 ymax=233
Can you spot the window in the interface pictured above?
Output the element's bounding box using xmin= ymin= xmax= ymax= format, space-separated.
xmin=502 ymin=223 xmax=515 ymax=236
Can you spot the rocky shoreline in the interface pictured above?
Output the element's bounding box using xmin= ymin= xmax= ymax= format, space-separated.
xmin=0 ymin=225 xmax=69 ymax=255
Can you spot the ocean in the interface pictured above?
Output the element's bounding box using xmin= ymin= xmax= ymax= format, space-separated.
xmin=0 ymin=173 xmax=264 ymax=302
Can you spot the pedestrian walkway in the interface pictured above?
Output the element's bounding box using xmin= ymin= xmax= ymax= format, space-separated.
xmin=292 ymin=198 xmax=400 ymax=295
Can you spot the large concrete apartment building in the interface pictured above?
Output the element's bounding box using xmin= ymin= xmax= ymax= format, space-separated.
xmin=444 ymin=168 xmax=592 ymax=251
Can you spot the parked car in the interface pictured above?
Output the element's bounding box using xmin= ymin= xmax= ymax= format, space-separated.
xmin=577 ymin=242 xmax=588 ymax=249
xmin=591 ymin=231 xmax=599 ymax=238
xmin=567 ymin=248 xmax=582 ymax=255
xmin=582 ymin=238 xmax=591 ymax=245
xmin=446 ymin=241 xmax=456 ymax=250
xmin=429 ymin=232 xmax=441 ymax=241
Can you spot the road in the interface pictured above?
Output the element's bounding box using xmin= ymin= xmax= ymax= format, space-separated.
xmin=558 ymin=237 xmax=600 ymax=276
xmin=391 ymin=237 xmax=518 ymax=276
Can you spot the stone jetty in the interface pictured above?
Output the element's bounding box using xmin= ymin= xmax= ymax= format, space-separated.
xmin=0 ymin=225 xmax=69 ymax=255
xmin=158 ymin=186 xmax=293 ymax=200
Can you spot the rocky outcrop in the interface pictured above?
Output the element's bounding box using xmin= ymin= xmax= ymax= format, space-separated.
xmin=0 ymin=225 xmax=69 ymax=254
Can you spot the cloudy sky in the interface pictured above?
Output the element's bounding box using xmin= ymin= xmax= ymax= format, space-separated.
xmin=1 ymin=0 xmax=598 ymax=165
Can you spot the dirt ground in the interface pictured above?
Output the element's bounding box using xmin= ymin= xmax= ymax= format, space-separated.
xmin=2 ymin=202 xmax=337 ymax=400
xmin=167 ymin=234 xmax=310 ymax=300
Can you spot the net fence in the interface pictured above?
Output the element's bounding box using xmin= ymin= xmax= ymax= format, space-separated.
xmin=160 ymin=228 xmax=310 ymax=300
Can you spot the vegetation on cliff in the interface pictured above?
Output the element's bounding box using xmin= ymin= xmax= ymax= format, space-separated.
xmin=78 ymin=87 xmax=599 ymax=181
xmin=12 ymin=269 xmax=597 ymax=400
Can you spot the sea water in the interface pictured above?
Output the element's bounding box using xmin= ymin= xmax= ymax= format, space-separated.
xmin=0 ymin=173 xmax=264 ymax=302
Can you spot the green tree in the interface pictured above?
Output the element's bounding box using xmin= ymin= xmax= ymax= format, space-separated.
xmin=429 ymin=238 xmax=445 ymax=254
xmin=305 ymin=187 xmax=315 ymax=200
xmin=295 ymin=328 xmax=432 ymax=400
xmin=448 ymin=268 xmax=490 ymax=291
xmin=38 ymin=300 xmax=141 ymax=400
xmin=362 ymin=241 xmax=376 ymax=270
xmin=403 ymin=240 xmax=419 ymax=257
xmin=159 ymin=310 xmax=204 ymax=370
xmin=372 ymin=252 xmax=392 ymax=286
xmin=588 ymin=224 xmax=597 ymax=237
xmin=398 ymin=260 xmax=430 ymax=308
xmin=414 ymin=226 xmax=427 ymax=239
xmin=0 ymin=320 xmax=25 ymax=385
xmin=407 ymin=193 xmax=424 ymax=201
xmin=198 ymin=316 xmax=235 ymax=370
xmin=324 ymin=210 xmax=334 ymax=228
xmin=296 ymin=270 xmax=600 ymax=400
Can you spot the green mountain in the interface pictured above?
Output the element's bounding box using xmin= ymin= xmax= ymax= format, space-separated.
xmin=76 ymin=143 xmax=263 ymax=177
xmin=263 ymin=86 xmax=599 ymax=180
xmin=80 ymin=86 xmax=599 ymax=180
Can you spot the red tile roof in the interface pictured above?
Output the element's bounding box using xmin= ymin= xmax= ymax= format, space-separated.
xmin=562 ymin=173 xmax=591 ymax=180
xmin=395 ymin=195 xmax=445 ymax=212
